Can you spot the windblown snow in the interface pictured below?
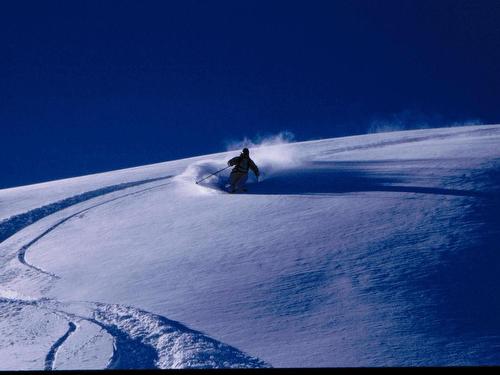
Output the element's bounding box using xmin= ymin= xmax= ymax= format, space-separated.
xmin=1 ymin=125 xmax=500 ymax=369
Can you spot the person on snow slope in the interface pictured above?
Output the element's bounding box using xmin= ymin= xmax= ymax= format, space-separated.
xmin=227 ymin=148 xmax=260 ymax=193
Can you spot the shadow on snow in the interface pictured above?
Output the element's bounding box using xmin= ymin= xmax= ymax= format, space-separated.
xmin=247 ymin=161 xmax=489 ymax=198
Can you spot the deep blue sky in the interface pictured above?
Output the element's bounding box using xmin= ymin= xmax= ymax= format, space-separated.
xmin=2 ymin=0 xmax=500 ymax=189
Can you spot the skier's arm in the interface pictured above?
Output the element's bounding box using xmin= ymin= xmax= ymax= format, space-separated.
xmin=249 ymin=159 xmax=260 ymax=177
xmin=227 ymin=156 xmax=240 ymax=166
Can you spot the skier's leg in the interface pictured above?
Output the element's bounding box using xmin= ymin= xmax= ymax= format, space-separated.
xmin=229 ymin=172 xmax=240 ymax=193
xmin=235 ymin=173 xmax=248 ymax=192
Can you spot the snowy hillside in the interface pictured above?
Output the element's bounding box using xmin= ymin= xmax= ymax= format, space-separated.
xmin=1 ymin=125 xmax=500 ymax=369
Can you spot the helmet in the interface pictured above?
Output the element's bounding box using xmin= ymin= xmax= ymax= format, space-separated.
xmin=242 ymin=148 xmax=249 ymax=156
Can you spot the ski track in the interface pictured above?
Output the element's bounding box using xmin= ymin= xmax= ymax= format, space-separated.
xmin=3 ymin=127 xmax=496 ymax=369
xmin=44 ymin=321 xmax=77 ymax=370
xmin=322 ymin=126 xmax=497 ymax=156
xmin=0 ymin=175 xmax=269 ymax=369
xmin=17 ymin=177 xmax=175 ymax=278
xmin=0 ymin=176 xmax=173 ymax=244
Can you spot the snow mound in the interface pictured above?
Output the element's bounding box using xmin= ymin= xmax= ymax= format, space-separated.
xmin=91 ymin=302 xmax=269 ymax=369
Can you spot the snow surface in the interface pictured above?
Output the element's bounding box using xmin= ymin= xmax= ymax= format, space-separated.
xmin=1 ymin=125 xmax=500 ymax=368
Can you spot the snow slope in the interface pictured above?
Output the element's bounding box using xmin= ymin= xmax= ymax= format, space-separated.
xmin=1 ymin=125 xmax=500 ymax=368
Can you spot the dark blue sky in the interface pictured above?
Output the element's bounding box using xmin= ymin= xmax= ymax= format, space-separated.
xmin=2 ymin=0 xmax=500 ymax=189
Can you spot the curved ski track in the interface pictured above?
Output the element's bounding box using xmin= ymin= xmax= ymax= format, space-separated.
xmin=2 ymin=127 xmax=496 ymax=369
xmin=0 ymin=176 xmax=268 ymax=369
xmin=44 ymin=321 xmax=77 ymax=370
xmin=17 ymin=177 xmax=175 ymax=278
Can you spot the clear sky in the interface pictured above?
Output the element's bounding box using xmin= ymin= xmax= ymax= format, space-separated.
xmin=2 ymin=0 xmax=500 ymax=189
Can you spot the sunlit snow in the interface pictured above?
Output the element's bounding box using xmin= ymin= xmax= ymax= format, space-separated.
xmin=1 ymin=125 xmax=500 ymax=368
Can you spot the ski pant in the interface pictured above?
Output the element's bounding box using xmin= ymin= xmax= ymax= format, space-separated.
xmin=229 ymin=171 xmax=248 ymax=192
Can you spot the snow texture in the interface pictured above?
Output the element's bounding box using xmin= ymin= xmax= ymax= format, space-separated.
xmin=1 ymin=125 xmax=500 ymax=368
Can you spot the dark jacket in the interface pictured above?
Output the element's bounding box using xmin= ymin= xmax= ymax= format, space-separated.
xmin=228 ymin=154 xmax=259 ymax=177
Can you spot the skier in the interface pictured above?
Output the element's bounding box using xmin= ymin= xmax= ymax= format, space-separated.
xmin=227 ymin=148 xmax=260 ymax=193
